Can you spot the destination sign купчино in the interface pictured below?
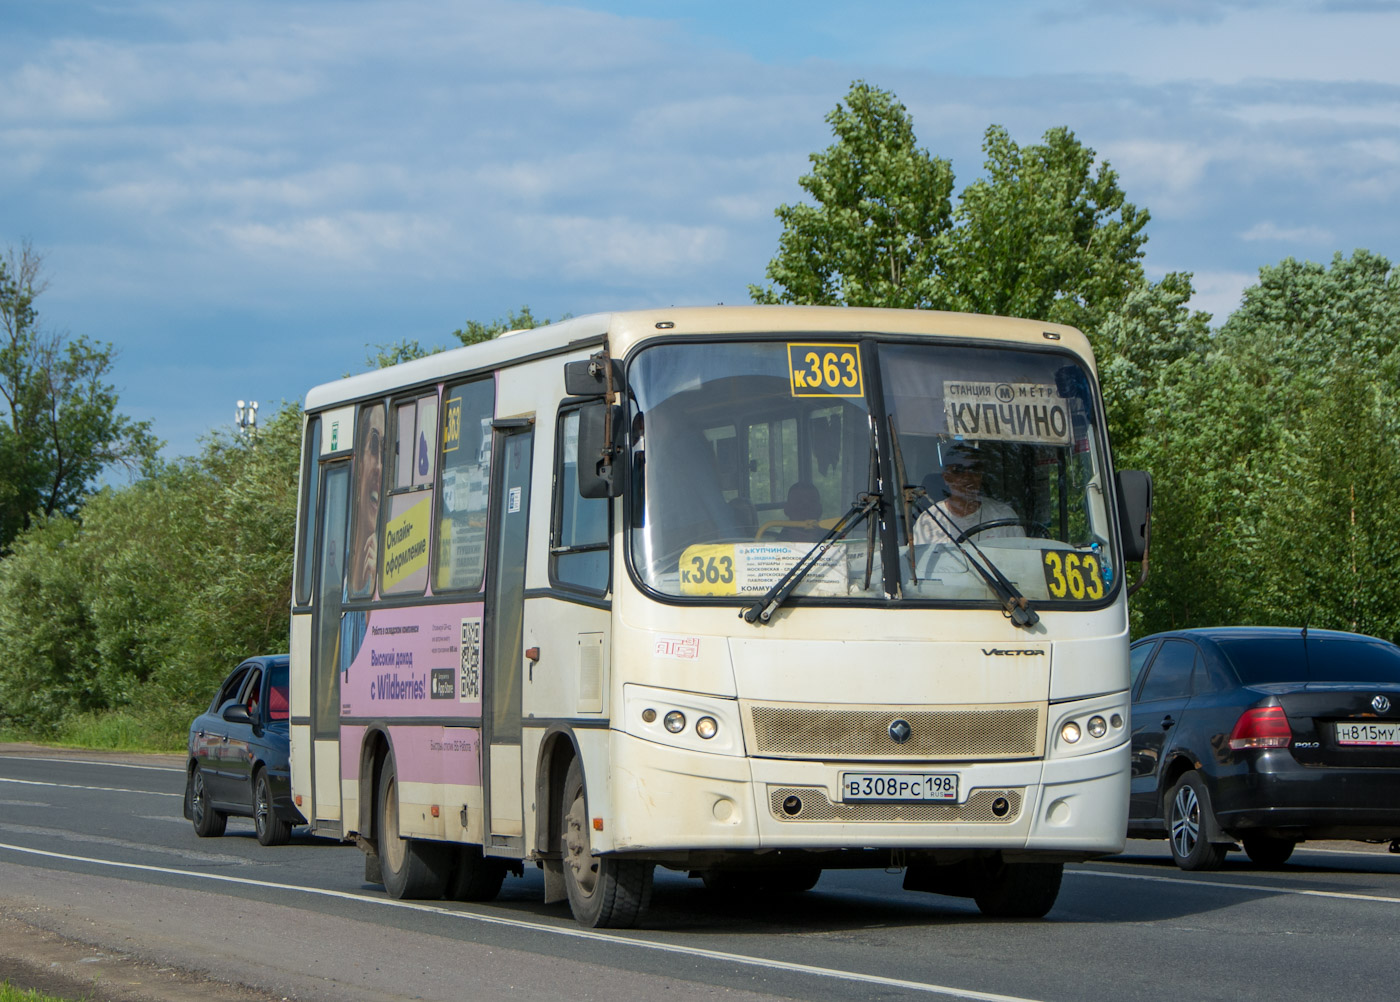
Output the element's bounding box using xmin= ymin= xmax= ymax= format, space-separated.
xmin=943 ymin=381 xmax=1072 ymax=445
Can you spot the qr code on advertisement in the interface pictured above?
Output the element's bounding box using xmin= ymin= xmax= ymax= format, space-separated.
xmin=460 ymin=618 xmax=482 ymax=701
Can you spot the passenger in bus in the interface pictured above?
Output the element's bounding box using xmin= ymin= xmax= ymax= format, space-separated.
xmin=348 ymin=407 xmax=385 ymax=597
xmin=914 ymin=444 xmax=1023 ymax=546
xmin=778 ymin=481 xmax=826 ymax=542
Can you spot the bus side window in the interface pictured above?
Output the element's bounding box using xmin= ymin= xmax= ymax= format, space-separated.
xmin=552 ymin=407 xmax=611 ymax=593
xmin=295 ymin=416 xmax=321 ymax=607
xmin=435 ymin=378 xmax=496 ymax=593
xmin=379 ymin=393 xmax=437 ymax=597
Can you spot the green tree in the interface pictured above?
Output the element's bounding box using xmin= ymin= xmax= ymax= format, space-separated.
xmin=452 ymin=304 xmax=561 ymax=346
xmin=0 ymin=404 xmax=301 ymax=736
xmin=362 ymin=305 xmax=567 ymax=372
xmin=0 ymin=243 xmax=160 ymax=551
xmin=1130 ymin=251 xmax=1400 ymax=641
xmin=752 ymin=83 xmax=1153 ymax=334
xmin=946 ymin=125 xmax=1151 ymax=333
xmin=750 ymin=82 xmax=955 ymax=309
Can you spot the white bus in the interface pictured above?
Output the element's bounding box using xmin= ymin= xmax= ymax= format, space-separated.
xmin=289 ymin=306 xmax=1152 ymax=928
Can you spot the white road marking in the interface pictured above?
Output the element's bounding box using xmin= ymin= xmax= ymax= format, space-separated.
xmin=0 ymin=754 xmax=182 ymax=774
xmin=0 ymin=825 xmax=249 ymax=865
xmin=1075 ymin=866 xmax=1400 ymax=904
xmin=0 ymin=777 xmax=181 ymax=798
xmin=0 ymin=841 xmax=1046 ymax=1002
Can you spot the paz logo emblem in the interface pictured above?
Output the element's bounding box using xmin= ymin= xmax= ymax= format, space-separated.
xmin=1373 ymin=695 xmax=1391 ymax=713
xmin=888 ymin=719 xmax=912 ymax=745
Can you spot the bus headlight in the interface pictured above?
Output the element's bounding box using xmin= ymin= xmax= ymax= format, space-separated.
xmin=695 ymin=716 xmax=718 ymax=739
xmin=1087 ymin=715 xmax=1107 ymax=739
xmin=1061 ymin=721 xmax=1082 ymax=744
xmin=664 ymin=711 xmax=686 ymax=733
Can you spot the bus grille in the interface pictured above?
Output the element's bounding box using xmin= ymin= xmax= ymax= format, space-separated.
xmin=768 ymin=787 xmax=1024 ymax=823
xmin=743 ymin=703 xmax=1044 ymax=760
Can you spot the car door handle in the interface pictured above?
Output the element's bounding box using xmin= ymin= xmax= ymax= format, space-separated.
xmin=1160 ymin=715 xmax=1175 ymax=730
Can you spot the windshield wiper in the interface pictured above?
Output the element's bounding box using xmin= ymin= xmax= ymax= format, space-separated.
xmin=887 ymin=421 xmax=1039 ymax=630
xmin=741 ymin=492 xmax=881 ymax=625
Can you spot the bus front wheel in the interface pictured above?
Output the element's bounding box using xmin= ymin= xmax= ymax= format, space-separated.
xmin=377 ymin=754 xmax=451 ymax=899
xmin=560 ymin=757 xmax=652 ymax=928
xmin=971 ymin=859 xmax=1063 ymax=918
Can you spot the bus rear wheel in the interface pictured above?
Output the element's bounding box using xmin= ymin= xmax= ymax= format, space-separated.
xmin=560 ymin=758 xmax=652 ymax=928
xmin=448 ymin=845 xmax=508 ymax=901
xmin=377 ymin=754 xmax=451 ymax=899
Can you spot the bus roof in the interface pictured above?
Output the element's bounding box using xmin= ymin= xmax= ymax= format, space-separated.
xmin=303 ymin=305 xmax=1093 ymax=413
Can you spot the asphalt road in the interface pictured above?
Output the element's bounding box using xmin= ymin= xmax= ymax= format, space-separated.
xmin=3 ymin=745 xmax=1398 ymax=1002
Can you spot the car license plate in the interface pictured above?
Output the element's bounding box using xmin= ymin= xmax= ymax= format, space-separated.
xmin=1336 ymin=721 xmax=1400 ymax=746
xmin=841 ymin=773 xmax=958 ymax=803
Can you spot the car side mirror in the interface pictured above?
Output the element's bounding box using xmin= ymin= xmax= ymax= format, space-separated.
xmin=577 ymin=401 xmax=624 ymax=499
xmin=222 ymin=703 xmax=252 ymax=725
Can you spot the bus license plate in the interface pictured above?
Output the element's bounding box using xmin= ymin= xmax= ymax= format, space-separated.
xmin=1336 ymin=721 xmax=1400 ymax=746
xmin=842 ymin=773 xmax=958 ymax=803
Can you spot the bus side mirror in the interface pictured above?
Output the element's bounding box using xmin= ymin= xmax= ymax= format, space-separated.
xmin=578 ymin=401 xmax=624 ymax=499
xmin=1116 ymin=469 xmax=1152 ymax=563
xmin=564 ymin=356 xmax=624 ymax=398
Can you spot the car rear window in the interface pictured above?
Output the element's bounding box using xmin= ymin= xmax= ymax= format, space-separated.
xmin=1216 ymin=636 xmax=1400 ymax=684
xmin=269 ymin=660 xmax=290 ymax=721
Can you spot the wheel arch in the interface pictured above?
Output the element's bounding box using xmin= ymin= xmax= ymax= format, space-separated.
xmin=357 ymin=725 xmax=393 ymax=843
xmin=534 ymin=727 xmax=582 ymax=858
xmin=1162 ymin=754 xmax=1231 ymax=843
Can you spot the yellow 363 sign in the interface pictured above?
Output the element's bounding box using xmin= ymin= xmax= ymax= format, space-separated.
xmin=1041 ymin=550 xmax=1106 ymax=601
xmin=787 ymin=343 xmax=863 ymax=397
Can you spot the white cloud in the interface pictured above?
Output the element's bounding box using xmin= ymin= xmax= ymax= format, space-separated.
xmin=1186 ymin=269 xmax=1257 ymax=321
xmin=1241 ymin=221 xmax=1335 ymax=243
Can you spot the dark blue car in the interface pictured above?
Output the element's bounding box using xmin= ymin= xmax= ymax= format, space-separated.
xmin=183 ymin=654 xmax=305 ymax=845
xmin=1128 ymin=627 xmax=1400 ymax=869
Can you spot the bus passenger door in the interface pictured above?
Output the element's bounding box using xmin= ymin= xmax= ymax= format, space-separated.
xmin=484 ymin=422 xmax=532 ymax=854
xmin=308 ymin=463 xmax=350 ymax=829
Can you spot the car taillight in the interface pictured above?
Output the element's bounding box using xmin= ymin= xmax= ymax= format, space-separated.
xmin=1228 ymin=706 xmax=1293 ymax=750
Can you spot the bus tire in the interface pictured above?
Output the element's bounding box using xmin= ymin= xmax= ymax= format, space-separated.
xmin=377 ymin=755 xmax=451 ymax=899
xmin=702 ymin=866 xmax=821 ymax=894
xmin=560 ymin=757 xmax=653 ymax=928
xmin=972 ymin=859 xmax=1062 ymax=918
xmin=189 ymin=765 xmax=227 ymax=838
xmin=448 ymin=845 xmax=507 ymax=902
xmin=253 ymin=768 xmax=291 ymax=846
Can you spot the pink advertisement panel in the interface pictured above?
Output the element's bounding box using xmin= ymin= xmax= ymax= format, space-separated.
xmin=339 ymin=601 xmax=484 ymax=718
xmin=338 ymin=723 xmax=483 ymax=789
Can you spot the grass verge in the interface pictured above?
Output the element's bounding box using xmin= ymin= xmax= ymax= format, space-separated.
xmin=0 ymin=981 xmax=83 ymax=1002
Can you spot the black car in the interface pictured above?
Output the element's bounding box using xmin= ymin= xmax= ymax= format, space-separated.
xmin=183 ymin=654 xmax=305 ymax=846
xmin=1128 ymin=626 xmax=1400 ymax=870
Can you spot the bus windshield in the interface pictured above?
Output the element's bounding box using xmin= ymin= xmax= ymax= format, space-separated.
xmin=627 ymin=337 xmax=1118 ymax=607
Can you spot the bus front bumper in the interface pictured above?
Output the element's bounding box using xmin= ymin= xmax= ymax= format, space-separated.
xmin=607 ymin=729 xmax=1127 ymax=857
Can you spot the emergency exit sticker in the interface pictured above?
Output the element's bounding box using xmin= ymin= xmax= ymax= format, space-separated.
xmin=787 ymin=343 xmax=863 ymax=398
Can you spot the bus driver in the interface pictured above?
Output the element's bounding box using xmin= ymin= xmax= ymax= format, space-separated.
xmin=914 ymin=443 xmax=1024 ymax=547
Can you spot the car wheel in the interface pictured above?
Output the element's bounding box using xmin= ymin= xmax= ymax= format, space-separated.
xmin=189 ymin=766 xmax=226 ymax=838
xmin=253 ymin=768 xmax=292 ymax=847
xmin=1167 ymin=771 xmax=1228 ymax=871
xmin=376 ymin=754 xmax=451 ymax=899
xmin=971 ymin=859 xmax=1063 ymax=918
xmin=1242 ymin=834 xmax=1296 ymax=868
xmin=560 ymin=757 xmax=653 ymax=928
xmin=447 ymin=845 xmax=507 ymax=902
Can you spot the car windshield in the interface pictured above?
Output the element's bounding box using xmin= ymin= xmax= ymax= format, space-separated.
xmin=1216 ymin=636 xmax=1400 ymax=685
xmin=626 ymin=336 xmax=1118 ymax=606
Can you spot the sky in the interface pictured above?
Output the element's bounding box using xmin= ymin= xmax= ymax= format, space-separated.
xmin=3 ymin=0 xmax=1398 ymax=462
